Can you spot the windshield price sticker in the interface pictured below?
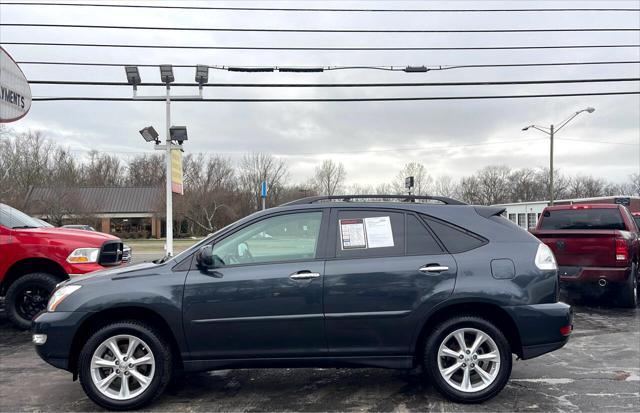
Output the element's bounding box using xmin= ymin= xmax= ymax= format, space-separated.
xmin=340 ymin=219 xmax=367 ymax=249
xmin=340 ymin=216 xmax=395 ymax=250
xmin=364 ymin=216 xmax=394 ymax=248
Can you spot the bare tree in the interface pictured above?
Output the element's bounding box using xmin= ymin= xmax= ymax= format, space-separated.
xmin=393 ymin=162 xmax=432 ymax=195
xmin=432 ymin=175 xmax=458 ymax=198
xmin=125 ymin=154 xmax=165 ymax=186
xmin=82 ymin=151 xmax=122 ymax=186
xmin=238 ymin=152 xmax=288 ymax=211
xmin=312 ymin=159 xmax=346 ymax=196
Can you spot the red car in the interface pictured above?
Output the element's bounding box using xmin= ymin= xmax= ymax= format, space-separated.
xmin=0 ymin=203 xmax=128 ymax=329
xmin=531 ymin=204 xmax=639 ymax=307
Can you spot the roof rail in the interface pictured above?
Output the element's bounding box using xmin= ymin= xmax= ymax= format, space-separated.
xmin=283 ymin=194 xmax=467 ymax=206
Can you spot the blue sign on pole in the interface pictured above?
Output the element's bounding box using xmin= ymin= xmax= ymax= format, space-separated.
xmin=261 ymin=181 xmax=267 ymax=198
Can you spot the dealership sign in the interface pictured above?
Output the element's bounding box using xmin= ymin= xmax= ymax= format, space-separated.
xmin=0 ymin=47 xmax=32 ymax=123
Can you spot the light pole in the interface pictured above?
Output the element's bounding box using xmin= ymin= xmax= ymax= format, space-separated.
xmin=522 ymin=107 xmax=595 ymax=206
xmin=126 ymin=64 xmax=206 ymax=256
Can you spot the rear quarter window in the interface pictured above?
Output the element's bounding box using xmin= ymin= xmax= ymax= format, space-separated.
xmin=422 ymin=216 xmax=487 ymax=253
xmin=539 ymin=208 xmax=625 ymax=230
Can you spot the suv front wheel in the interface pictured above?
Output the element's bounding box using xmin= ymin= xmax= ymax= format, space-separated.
xmin=423 ymin=316 xmax=512 ymax=403
xmin=78 ymin=321 xmax=173 ymax=411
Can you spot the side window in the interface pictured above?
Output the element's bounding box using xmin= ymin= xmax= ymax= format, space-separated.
xmin=406 ymin=214 xmax=444 ymax=255
xmin=211 ymin=211 xmax=322 ymax=266
xmin=336 ymin=210 xmax=405 ymax=258
xmin=422 ymin=216 xmax=487 ymax=253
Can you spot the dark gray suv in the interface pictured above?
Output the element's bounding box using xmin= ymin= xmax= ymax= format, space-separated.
xmin=33 ymin=195 xmax=572 ymax=410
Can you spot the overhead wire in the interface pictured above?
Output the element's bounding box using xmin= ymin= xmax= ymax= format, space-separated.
xmin=14 ymin=60 xmax=640 ymax=73
xmin=31 ymin=91 xmax=640 ymax=102
xmin=25 ymin=77 xmax=640 ymax=88
xmin=2 ymin=2 xmax=638 ymax=13
xmin=2 ymin=23 xmax=638 ymax=33
xmin=5 ymin=41 xmax=638 ymax=51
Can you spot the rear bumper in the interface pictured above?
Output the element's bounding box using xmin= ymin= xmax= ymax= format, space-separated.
xmin=560 ymin=266 xmax=630 ymax=284
xmin=504 ymin=302 xmax=572 ymax=360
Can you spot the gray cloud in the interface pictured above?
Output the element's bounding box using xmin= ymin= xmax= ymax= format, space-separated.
xmin=2 ymin=0 xmax=638 ymax=186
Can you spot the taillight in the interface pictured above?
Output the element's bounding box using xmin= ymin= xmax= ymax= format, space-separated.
xmin=560 ymin=325 xmax=573 ymax=336
xmin=615 ymin=238 xmax=629 ymax=261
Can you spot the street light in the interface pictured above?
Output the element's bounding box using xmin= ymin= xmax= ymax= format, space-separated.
xmin=139 ymin=126 xmax=160 ymax=144
xmin=125 ymin=65 xmax=202 ymax=257
xmin=125 ymin=66 xmax=141 ymax=91
xmin=169 ymin=126 xmax=188 ymax=145
xmin=159 ymin=64 xmax=174 ymax=84
xmin=523 ymin=107 xmax=595 ymax=205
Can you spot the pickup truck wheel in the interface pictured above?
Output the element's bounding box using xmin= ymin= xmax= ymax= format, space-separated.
xmin=423 ymin=316 xmax=512 ymax=403
xmin=5 ymin=272 xmax=59 ymax=330
xmin=78 ymin=321 xmax=172 ymax=411
xmin=616 ymin=265 xmax=638 ymax=308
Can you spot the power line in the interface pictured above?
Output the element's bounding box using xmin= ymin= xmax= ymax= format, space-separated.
xmin=31 ymin=91 xmax=640 ymax=102
xmin=6 ymin=41 xmax=638 ymax=51
xmin=26 ymin=77 xmax=640 ymax=88
xmin=3 ymin=23 xmax=638 ymax=33
xmin=15 ymin=60 xmax=640 ymax=72
xmin=2 ymin=2 xmax=638 ymax=13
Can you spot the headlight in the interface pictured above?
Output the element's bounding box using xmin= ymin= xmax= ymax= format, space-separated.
xmin=535 ymin=243 xmax=557 ymax=271
xmin=47 ymin=285 xmax=82 ymax=312
xmin=67 ymin=248 xmax=100 ymax=263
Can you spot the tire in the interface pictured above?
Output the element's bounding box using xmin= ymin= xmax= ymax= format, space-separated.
xmin=423 ymin=316 xmax=512 ymax=404
xmin=616 ymin=264 xmax=638 ymax=308
xmin=5 ymin=272 xmax=59 ymax=330
xmin=78 ymin=321 xmax=173 ymax=411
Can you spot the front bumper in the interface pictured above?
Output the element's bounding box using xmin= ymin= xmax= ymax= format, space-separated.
xmin=32 ymin=311 xmax=88 ymax=371
xmin=504 ymin=302 xmax=572 ymax=360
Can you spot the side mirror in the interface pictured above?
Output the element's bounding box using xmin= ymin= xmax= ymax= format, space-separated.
xmin=195 ymin=245 xmax=214 ymax=269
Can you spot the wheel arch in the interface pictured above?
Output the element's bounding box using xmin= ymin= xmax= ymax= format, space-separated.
xmin=68 ymin=306 xmax=184 ymax=377
xmin=1 ymin=258 xmax=67 ymax=294
xmin=413 ymin=300 xmax=523 ymax=362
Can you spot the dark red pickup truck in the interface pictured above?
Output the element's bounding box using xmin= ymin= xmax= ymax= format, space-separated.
xmin=531 ymin=204 xmax=639 ymax=307
xmin=1 ymin=203 xmax=128 ymax=329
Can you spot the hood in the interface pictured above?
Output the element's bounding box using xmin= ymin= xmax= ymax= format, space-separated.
xmin=68 ymin=262 xmax=160 ymax=284
xmin=14 ymin=226 xmax=119 ymax=244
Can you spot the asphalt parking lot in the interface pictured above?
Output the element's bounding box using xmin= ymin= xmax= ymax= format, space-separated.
xmin=0 ymin=293 xmax=638 ymax=413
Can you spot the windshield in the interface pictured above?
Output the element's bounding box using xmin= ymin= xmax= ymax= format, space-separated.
xmin=539 ymin=208 xmax=625 ymax=230
xmin=0 ymin=203 xmax=45 ymax=229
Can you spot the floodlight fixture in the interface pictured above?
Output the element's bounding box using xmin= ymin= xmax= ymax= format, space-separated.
xmin=139 ymin=126 xmax=160 ymax=144
xmin=169 ymin=125 xmax=188 ymax=144
xmin=585 ymin=107 xmax=596 ymax=113
xmin=160 ymin=64 xmax=175 ymax=84
xmin=195 ymin=65 xmax=209 ymax=85
xmin=125 ymin=66 xmax=141 ymax=88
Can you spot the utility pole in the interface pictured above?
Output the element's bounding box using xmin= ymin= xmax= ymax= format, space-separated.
xmin=165 ymin=84 xmax=173 ymax=256
xmin=549 ymin=124 xmax=554 ymax=206
xmin=523 ymin=107 xmax=595 ymax=207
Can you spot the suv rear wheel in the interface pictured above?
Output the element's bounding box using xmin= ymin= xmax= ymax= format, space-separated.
xmin=78 ymin=321 xmax=173 ymax=411
xmin=423 ymin=316 xmax=512 ymax=403
xmin=5 ymin=272 xmax=59 ymax=329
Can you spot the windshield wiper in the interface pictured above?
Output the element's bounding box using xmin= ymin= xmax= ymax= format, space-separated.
xmin=12 ymin=225 xmax=37 ymax=229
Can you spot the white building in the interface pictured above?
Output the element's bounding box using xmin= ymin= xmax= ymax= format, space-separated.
xmin=493 ymin=196 xmax=639 ymax=230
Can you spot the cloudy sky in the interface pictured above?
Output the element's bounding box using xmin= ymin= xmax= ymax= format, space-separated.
xmin=2 ymin=0 xmax=639 ymax=186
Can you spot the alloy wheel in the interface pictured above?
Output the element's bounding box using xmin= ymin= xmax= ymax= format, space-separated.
xmin=90 ymin=334 xmax=156 ymax=401
xmin=437 ymin=328 xmax=501 ymax=393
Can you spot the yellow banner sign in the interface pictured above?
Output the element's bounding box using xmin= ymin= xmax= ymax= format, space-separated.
xmin=171 ymin=149 xmax=183 ymax=195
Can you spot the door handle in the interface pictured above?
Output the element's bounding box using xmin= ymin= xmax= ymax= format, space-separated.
xmin=419 ymin=265 xmax=449 ymax=273
xmin=290 ymin=271 xmax=321 ymax=280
